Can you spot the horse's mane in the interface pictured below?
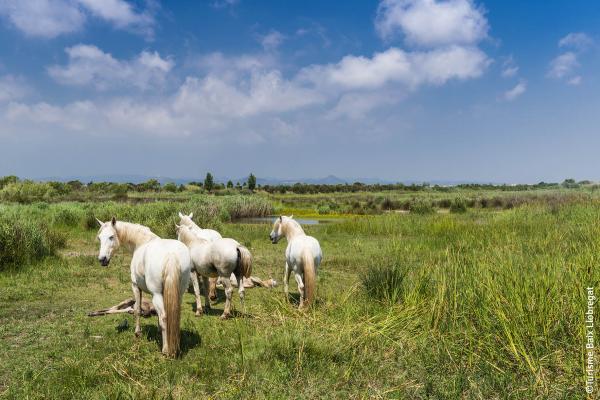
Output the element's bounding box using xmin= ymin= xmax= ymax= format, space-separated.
xmin=116 ymin=221 xmax=159 ymax=245
xmin=283 ymin=217 xmax=305 ymax=235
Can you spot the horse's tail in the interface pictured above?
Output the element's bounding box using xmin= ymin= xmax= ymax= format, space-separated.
xmin=301 ymin=248 xmax=316 ymax=307
xmin=163 ymin=253 xmax=182 ymax=357
xmin=236 ymin=246 xmax=252 ymax=278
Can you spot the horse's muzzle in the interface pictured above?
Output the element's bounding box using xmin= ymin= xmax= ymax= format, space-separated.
xmin=99 ymin=257 xmax=110 ymax=267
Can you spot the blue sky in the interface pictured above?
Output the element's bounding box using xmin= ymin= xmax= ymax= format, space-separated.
xmin=0 ymin=0 xmax=598 ymax=183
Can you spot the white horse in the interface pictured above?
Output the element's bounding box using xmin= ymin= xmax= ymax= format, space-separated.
xmin=178 ymin=212 xmax=222 ymax=301
xmin=178 ymin=212 xmax=222 ymax=241
xmin=270 ymin=216 xmax=322 ymax=308
xmin=96 ymin=217 xmax=192 ymax=357
xmin=176 ymin=224 xmax=252 ymax=319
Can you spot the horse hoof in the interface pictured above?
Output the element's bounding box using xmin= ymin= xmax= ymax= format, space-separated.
xmin=195 ymin=311 xmax=203 ymax=317
xmin=135 ymin=330 xmax=142 ymax=338
xmin=220 ymin=313 xmax=231 ymax=320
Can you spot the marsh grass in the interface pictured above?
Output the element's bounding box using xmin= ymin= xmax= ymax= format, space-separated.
xmin=0 ymin=197 xmax=596 ymax=398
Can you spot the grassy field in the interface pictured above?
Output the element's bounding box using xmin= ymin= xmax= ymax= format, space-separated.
xmin=0 ymin=192 xmax=596 ymax=398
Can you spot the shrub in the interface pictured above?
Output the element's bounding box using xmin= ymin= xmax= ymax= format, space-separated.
xmin=410 ymin=200 xmax=434 ymax=215
xmin=450 ymin=197 xmax=468 ymax=213
xmin=361 ymin=263 xmax=408 ymax=304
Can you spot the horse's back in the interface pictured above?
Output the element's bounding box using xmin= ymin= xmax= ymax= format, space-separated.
xmin=287 ymin=235 xmax=322 ymax=270
xmin=136 ymin=239 xmax=192 ymax=294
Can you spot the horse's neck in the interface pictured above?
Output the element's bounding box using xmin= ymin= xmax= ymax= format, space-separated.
xmin=284 ymin=221 xmax=305 ymax=240
xmin=181 ymin=230 xmax=207 ymax=247
xmin=116 ymin=222 xmax=158 ymax=250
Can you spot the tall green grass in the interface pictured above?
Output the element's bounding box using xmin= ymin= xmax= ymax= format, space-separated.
xmin=0 ymin=215 xmax=65 ymax=270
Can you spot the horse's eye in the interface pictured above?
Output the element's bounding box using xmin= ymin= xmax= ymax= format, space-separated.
xmin=109 ymin=236 xmax=114 ymax=241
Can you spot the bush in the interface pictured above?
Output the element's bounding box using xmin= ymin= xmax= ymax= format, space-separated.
xmin=361 ymin=263 xmax=408 ymax=304
xmin=450 ymin=197 xmax=468 ymax=213
xmin=410 ymin=200 xmax=434 ymax=215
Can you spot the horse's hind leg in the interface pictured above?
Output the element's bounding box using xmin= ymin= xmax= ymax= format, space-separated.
xmin=132 ymin=283 xmax=142 ymax=337
xmin=190 ymin=270 xmax=203 ymax=316
xmin=221 ymin=277 xmax=233 ymax=319
xmin=201 ymin=276 xmax=211 ymax=313
xmin=284 ymin=262 xmax=291 ymax=302
xmin=236 ymin=273 xmax=245 ymax=311
xmin=294 ymin=272 xmax=305 ymax=309
xmin=152 ymin=294 xmax=168 ymax=355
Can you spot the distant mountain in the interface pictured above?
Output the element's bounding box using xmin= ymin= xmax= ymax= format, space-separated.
xmin=33 ymin=174 xmax=497 ymax=186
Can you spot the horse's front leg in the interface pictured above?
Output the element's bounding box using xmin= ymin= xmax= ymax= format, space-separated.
xmin=132 ymin=282 xmax=142 ymax=337
xmin=190 ymin=270 xmax=203 ymax=316
xmin=221 ymin=276 xmax=233 ymax=319
xmin=294 ymin=272 xmax=305 ymax=309
xmin=284 ymin=262 xmax=291 ymax=302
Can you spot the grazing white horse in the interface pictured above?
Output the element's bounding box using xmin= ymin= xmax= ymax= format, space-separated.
xmin=176 ymin=224 xmax=252 ymax=319
xmin=178 ymin=212 xmax=222 ymax=301
xmin=270 ymin=216 xmax=322 ymax=308
xmin=96 ymin=217 xmax=192 ymax=357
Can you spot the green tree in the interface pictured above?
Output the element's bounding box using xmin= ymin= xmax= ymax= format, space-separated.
xmin=204 ymin=172 xmax=214 ymax=192
xmin=0 ymin=175 xmax=18 ymax=189
xmin=163 ymin=182 xmax=178 ymax=192
xmin=247 ymin=173 xmax=257 ymax=191
xmin=227 ymin=180 xmax=234 ymax=189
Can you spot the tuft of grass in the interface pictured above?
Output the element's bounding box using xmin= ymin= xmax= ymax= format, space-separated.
xmin=361 ymin=263 xmax=408 ymax=304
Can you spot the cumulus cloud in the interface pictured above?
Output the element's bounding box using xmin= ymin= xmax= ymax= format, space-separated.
xmin=300 ymin=45 xmax=490 ymax=90
xmin=547 ymin=51 xmax=578 ymax=79
xmin=0 ymin=0 xmax=155 ymax=38
xmin=548 ymin=32 xmax=592 ymax=84
xmin=260 ymin=30 xmax=285 ymax=51
xmin=77 ymin=0 xmax=155 ymax=37
xmin=47 ymin=44 xmax=174 ymax=90
xmin=0 ymin=0 xmax=85 ymax=38
xmin=0 ymin=75 xmax=30 ymax=102
xmin=503 ymin=81 xmax=526 ymax=101
xmin=559 ymin=32 xmax=593 ymax=51
xmin=501 ymin=56 xmax=518 ymax=78
xmin=375 ymin=0 xmax=488 ymax=47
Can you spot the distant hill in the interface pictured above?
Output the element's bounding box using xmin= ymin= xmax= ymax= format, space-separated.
xmin=33 ymin=174 xmax=500 ymax=186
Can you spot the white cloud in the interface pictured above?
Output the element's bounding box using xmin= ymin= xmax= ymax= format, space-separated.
xmin=77 ymin=0 xmax=155 ymax=38
xmin=548 ymin=32 xmax=591 ymax=84
xmin=260 ymin=30 xmax=285 ymax=51
xmin=0 ymin=0 xmax=85 ymax=38
xmin=300 ymin=45 xmax=490 ymax=90
xmin=0 ymin=75 xmax=30 ymax=102
xmin=375 ymin=0 xmax=488 ymax=47
xmin=47 ymin=44 xmax=173 ymax=90
xmin=559 ymin=32 xmax=593 ymax=51
xmin=0 ymin=0 xmax=154 ymax=38
xmin=503 ymin=81 xmax=526 ymax=101
xmin=501 ymin=56 xmax=518 ymax=78
xmin=567 ymin=76 xmax=582 ymax=86
xmin=547 ymin=52 xmax=578 ymax=79
xmin=211 ymin=0 xmax=239 ymax=9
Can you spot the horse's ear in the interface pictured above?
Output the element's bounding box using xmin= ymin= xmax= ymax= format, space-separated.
xmin=178 ymin=212 xmax=184 ymax=219
xmin=279 ymin=216 xmax=283 ymax=221
xmin=111 ymin=216 xmax=116 ymax=226
xmin=289 ymin=215 xmax=294 ymax=219
xmin=188 ymin=212 xmax=193 ymax=218
xmin=95 ymin=217 xmax=103 ymax=227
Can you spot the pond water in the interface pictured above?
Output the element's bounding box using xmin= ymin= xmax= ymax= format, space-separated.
xmin=232 ymin=216 xmax=337 ymax=225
